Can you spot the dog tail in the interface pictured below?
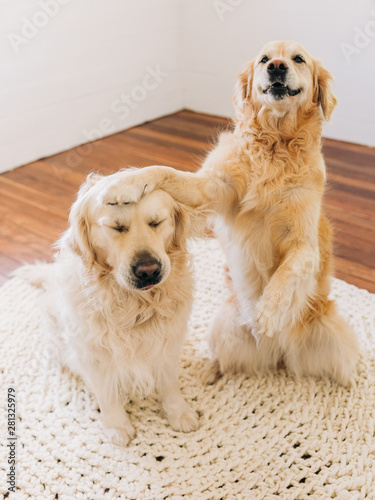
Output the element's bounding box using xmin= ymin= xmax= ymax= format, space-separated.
xmin=11 ymin=263 xmax=54 ymax=290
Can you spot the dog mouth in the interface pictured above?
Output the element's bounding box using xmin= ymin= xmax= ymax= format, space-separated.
xmin=136 ymin=276 xmax=163 ymax=291
xmin=263 ymin=82 xmax=301 ymax=99
xmin=142 ymin=284 xmax=155 ymax=291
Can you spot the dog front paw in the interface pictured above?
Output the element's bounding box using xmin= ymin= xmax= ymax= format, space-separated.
xmin=103 ymin=172 xmax=151 ymax=206
xmin=256 ymin=290 xmax=291 ymax=338
xmin=104 ymin=421 xmax=136 ymax=447
xmin=167 ymin=403 xmax=199 ymax=433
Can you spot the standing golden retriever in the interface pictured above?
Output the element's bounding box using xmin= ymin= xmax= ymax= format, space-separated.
xmin=22 ymin=171 xmax=201 ymax=446
xmin=120 ymin=41 xmax=359 ymax=385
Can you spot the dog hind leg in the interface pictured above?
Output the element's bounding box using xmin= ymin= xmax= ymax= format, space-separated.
xmin=283 ymin=301 xmax=359 ymax=386
xmin=204 ymin=299 xmax=282 ymax=382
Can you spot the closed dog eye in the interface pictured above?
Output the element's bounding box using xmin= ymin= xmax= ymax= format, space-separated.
xmin=113 ymin=225 xmax=128 ymax=233
xmin=148 ymin=220 xmax=165 ymax=228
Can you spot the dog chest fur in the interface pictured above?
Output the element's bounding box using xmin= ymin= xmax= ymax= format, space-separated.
xmin=49 ymin=245 xmax=193 ymax=398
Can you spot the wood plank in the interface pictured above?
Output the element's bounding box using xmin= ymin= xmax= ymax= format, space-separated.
xmin=333 ymin=256 xmax=375 ymax=293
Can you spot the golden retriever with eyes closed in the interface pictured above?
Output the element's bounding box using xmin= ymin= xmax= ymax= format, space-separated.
xmin=121 ymin=41 xmax=359 ymax=385
xmin=21 ymin=170 xmax=202 ymax=446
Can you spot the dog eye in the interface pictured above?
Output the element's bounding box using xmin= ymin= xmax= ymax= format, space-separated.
xmin=113 ymin=225 xmax=128 ymax=233
xmin=260 ymin=56 xmax=269 ymax=64
xmin=149 ymin=220 xmax=161 ymax=228
xmin=293 ymin=55 xmax=305 ymax=63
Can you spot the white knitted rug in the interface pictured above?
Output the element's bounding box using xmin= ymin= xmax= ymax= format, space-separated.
xmin=1 ymin=239 xmax=375 ymax=500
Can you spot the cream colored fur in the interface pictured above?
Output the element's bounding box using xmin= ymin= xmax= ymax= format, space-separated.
xmin=19 ymin=171 xmax=202 ymax=446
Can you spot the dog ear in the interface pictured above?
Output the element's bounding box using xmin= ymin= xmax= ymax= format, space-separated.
xmin=66 ymin=173 xmax=109 ymax=272
xmin=171 ymin=202 xmax=191 ymax=251
xmin=313 ymin=60 xmax=337 ymax=121
xmin=67 ymin=196 xmax=96 ymax=269
xmin=171 ymin=201 xmax=210 ymax=253
xmin=233 ymin=59 xmax=254 ymax=114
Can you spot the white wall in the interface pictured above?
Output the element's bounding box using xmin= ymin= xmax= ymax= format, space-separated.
xmin=182 ymin=0 xmax=375 ymax=147
xmin=1 ymin=0 xmax=374 ymax=173
xmin=0 ymin=0 xmax=183 ymax=173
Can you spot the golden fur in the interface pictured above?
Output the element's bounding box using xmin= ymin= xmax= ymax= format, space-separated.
xmin=20 ymin=171 xmax=202 ymax=446
xmin=116 ymin=41 xmax=359 ymax=385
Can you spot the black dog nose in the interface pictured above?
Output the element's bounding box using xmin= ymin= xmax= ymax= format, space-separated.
xmin=133 ymin=258 xmax=161 ymax=280
xmin=267 ymin=59 xmax=288 ymax=72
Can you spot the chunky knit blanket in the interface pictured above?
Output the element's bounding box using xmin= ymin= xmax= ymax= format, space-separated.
xmin=1 ymin=239 xmax=374 ymax=499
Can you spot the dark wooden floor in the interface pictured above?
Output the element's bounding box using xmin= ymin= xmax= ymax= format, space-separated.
xmin=1 ymin=110 xmax=374 ymax=291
